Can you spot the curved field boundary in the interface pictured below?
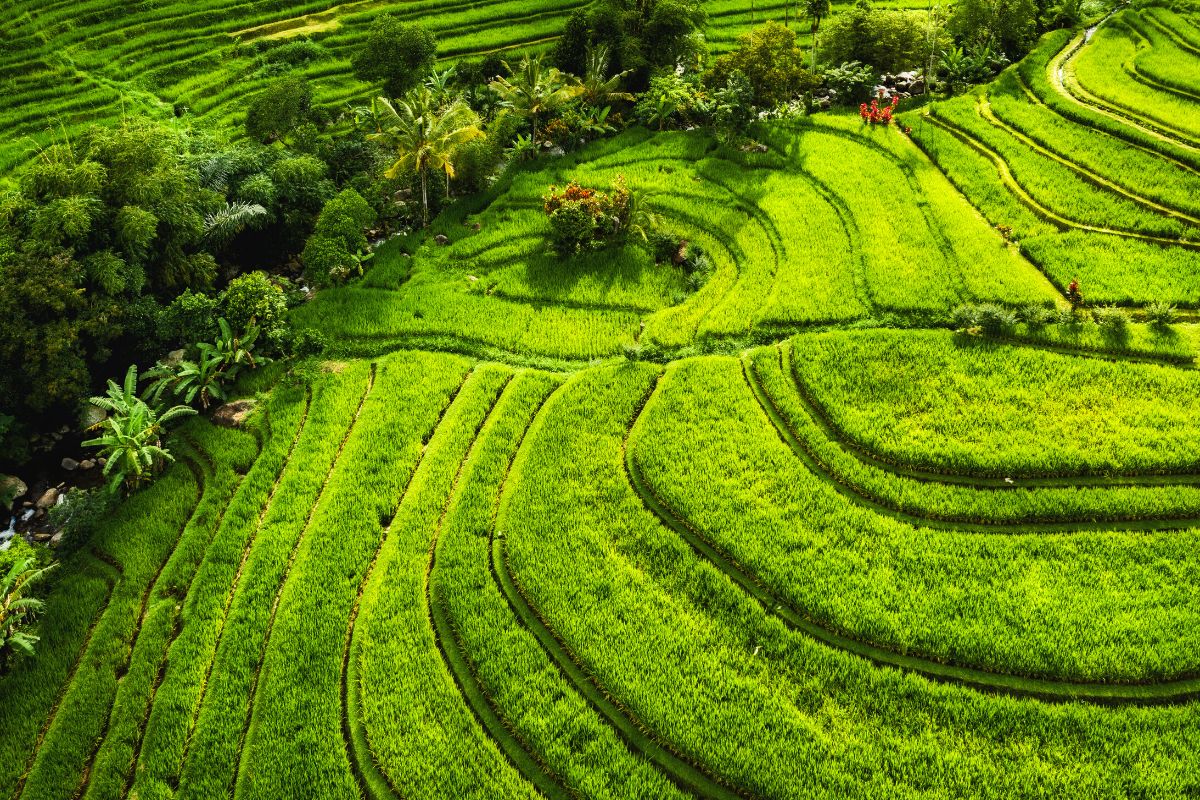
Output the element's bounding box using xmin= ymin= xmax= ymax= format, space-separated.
xmin=327 ymin=330 xmax=614 ymax=373
xmin=76 ymin=433 xmax=262 ymax=799
xmin=776 ymin=158 xmax=877 ymax=314
xmin=491 ymin=378 xmax=748 ymax=800
xmin=979 ymin=95 xmax=1200 ymax=227
xmin=1010 ymin=69 xmax=1200 ymax=179
xmin=339 ymin=369 xmax=472 ymax=800
xmin=231 ymin=364 xmax=377 ymax=796
xmin=424 ymin=378 xmax=580 ymax=800
xmin=785 ymin=122 xmax=982 ymax=303
xmin=13 ymin=452 xmax=206 ymax=800
xmin=491 ymin=536 xmax=747 ymax=800
xmin=6 ymin=554 xmax=120 ymax=800
xmin=784 ymin=345 xmax=1200 ymax=487
xmin=919 ymin=111 xmax=1200 ymax=250
xmin=984 ymin=331 xmax=1196 ymax=368
xmin=740 ymin=353 xmax=1200 ymax=532
xmin=1049 ymin=22 xmax=1200 ymax=153
xmin=168 ymin=389 xmax=314 ymax=784
xmin=1122 ymin=60 xmax=1200 ymax=105
xmin=1141 ymin=9 xmax=1200 ymax=56
xmin=623 ymin=423 xmax=1200 ymax=705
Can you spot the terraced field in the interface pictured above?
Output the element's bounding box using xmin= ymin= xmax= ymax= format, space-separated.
xmin=4 ymin=2 xmax=1200 ymax=797
xmin=0 ymin=0 xmax=927 ymax=180
xmin=904 ymin=6 xmax=1200 ymax=305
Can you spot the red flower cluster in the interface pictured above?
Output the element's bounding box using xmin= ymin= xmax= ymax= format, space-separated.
xmin=543 ymin=182 xmax=599 ymax=215
xmin=859 ymin=93 xmax=899 ymax=126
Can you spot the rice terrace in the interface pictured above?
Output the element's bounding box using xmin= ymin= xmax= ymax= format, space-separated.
xmin=0 ymin=0 xmax=1199 ymax=795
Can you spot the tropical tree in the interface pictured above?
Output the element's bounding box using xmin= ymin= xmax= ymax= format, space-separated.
xmin=374 ymin=90 xmax=484 ymax=225
xmin=84 ymin=365 xmax=197 ymax=492
xmin=805 ymin=0 xmax=832 ymax=70
xmin=579 ymin=46 xmax=634 ymax=108
xmin=489 ymin=55 xmax=584 ymax=146
xmin=352 ymin=17 xmax=437 ymax=98
xmin=1 ymin=557 xmax=55 ymax=662
xmin=424 ymin=66 xmax=457 ymax=103
xmin=203 ymin=201 xmax=267 ymax=248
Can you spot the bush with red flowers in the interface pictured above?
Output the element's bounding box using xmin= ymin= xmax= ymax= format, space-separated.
xmin=542 ymin=177 xmax=632 ymax=256
xmin=859 ymin=91 xmax=899 ymax=125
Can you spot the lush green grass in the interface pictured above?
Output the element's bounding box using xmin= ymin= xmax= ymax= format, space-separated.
xmin=790 ymin=328 xmax=1200 ymax=477
xmin=1070 ymin=15 xmax=1200 ymax=142
xmin=904 ymin=19 xmax=1200 ymax=305
xmin=5 ymin=2 xmax=1200 ymax=795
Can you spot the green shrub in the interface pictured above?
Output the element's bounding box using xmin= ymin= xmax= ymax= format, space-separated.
xmin=951 ymin=303 xmax=1016 ymax=335
xmin=220 ymin=272 xmax=288 ymax=334
xmin=47 ymin=487 xmax=118 ymax=547
xmin=547 ymin=201 xmax=600 ymax=256
xmin=302 ymin=189 xmax=376 ymax=285
xmin=245 ymin=77 xmax=313 ymax=143
xmin=1143 ymin=301 xmax=1176 ymax=329
xmin=1018 ymin=303 xmax=1055 ymax=331
xmin=1093 ymin=305 xmax=1131 ymax=344
xmin=160 ymin=289 xmax=220 ymax=348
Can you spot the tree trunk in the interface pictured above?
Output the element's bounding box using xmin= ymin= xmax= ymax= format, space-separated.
xmin=445 ymin=169 xmax=451 ymax=200
xmin=812 ymin=26 xmax=819 ymax=72
xmin=421 ymin=167 xmax=429 ymax=227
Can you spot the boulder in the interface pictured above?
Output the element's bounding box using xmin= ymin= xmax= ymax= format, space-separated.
xmin=1 ymin=475 xmax=27 ymax=508
xmin=62 ymin=457 xmax=80 ymax=471
xmin=50 ymin=532 xmax=63 ymax=548
xmin=80 ymin=459 xmax=96 ymax=470
xmin=35 ymin=488 xmax=58 ymax=510
xmin=434 ymin=234 xmax=450 ymax=246
xmin=212 ymin=399 xmax=256 ymax=428
xmin=33 ymin=532 xmax=52 ymax=543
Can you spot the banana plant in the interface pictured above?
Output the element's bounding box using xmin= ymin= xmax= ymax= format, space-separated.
xmin=1 ymin=557 xmax=55 ymax=661
xmin=174 ymin=350 xmax=228 ymax=410
xmin=210 ymin=317 xmax=266 ymax=382
xmin=84 ymin=365 xmax=197 ymax=491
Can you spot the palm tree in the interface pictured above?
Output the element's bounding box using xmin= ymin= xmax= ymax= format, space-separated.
xmin=1 ymin=557 xmax=55 ymax=663
xmin=579 ymin=47 xmax=634 ymax=109
xmin=84 ymin=365 xmax=197 ymax=492
xmin=805 ymin=0 xmax=832 ymax=71
xmin=374 ymin=89 xmax=484 ymax=226
xmin=489 ymin=54 xmax=584 ymax=147
xmin=203 ymin=201 xmax=267 ymax=248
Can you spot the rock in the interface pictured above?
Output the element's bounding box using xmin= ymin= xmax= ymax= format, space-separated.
xmin=471 ymin=222 xmax=481 ymax=231
xmin=672 ymin=240 xmax=690 ymax=267
xmin=80 ymin=459 xmax=96 ymax=470
xmin=59 ymin=425 xmax=70 ymax=435
xmin=98 ymin=457 xmax=107 ymax=467
xmin=909 ymin=79 xmax=925 ymax=94
xmin=33 ymin=532 xmax=52 ymax=543
xmin=35 ymin=488 xmax=59 ymax=510
xmin=434 ymin=234 xmax=450 ymax=246
xmin=212 ymin=399 xmax=256 ymax=428
xmin=466 ymin=275 xmax=479 ymax=282
xmin=1 ymin=475 xmax=27 ymax=508
xmin=165 ymin=348 xmax=186 ymax=367
xmin=62 ymin=457 xmax=80 ymax=471
xmin=81 ymin=405 xmax=107 ymax=430
xmin=50 ymin=532 xmax=63 ymax=548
